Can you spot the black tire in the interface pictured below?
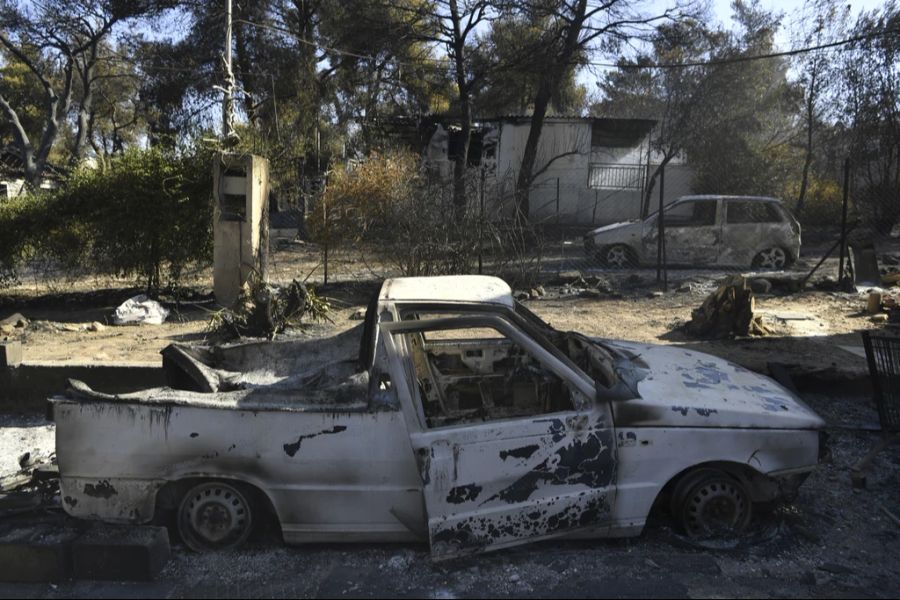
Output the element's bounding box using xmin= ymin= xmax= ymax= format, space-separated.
xmin=177 ymin=480 xmax=255 ymax=552
xmin=600 ymin=244 xmax=636 ymax=269
xmin=670 ymin=469 xmax=752 ymax=539
xmin=752 ymin=247 xmax=789 ymax=270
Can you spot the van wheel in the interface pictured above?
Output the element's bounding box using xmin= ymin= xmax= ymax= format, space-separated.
xmin=752 ymin=247 xmax=788 ymax=270
xmin=602 ymin=244 xmax=635 ymax=269
xmin=177 ymin=481 xmax=254 ymax=552
xmin=671 ymin=469 xmax=752 ymax=539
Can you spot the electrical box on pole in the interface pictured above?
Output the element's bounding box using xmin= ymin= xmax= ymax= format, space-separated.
xmin=212 ymin=153 xmax=269 ymax=307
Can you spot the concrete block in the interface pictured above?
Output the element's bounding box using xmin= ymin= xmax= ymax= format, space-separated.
xmin=0 ymin=341 xmax=22 ymax=368
xmin=0 ymin=362 xmax=164 ymax=412
xmin=72 ymin=525 xmax=170 ymax=581
xmin=0 ymin=524 xmax=78 ymax=582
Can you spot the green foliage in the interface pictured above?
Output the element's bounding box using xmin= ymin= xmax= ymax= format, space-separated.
xmin=838 ymin=1 xmax=900 ymax=231
xmin=0 ymin=189 xmax=86 ymax=287
xmin=473 ymin=15 xmax=587 ymax=116
xmin=68 ymin=147 xmax=214 ymax=294
xmin=0 ymin=147 xmax=214 ymax=294
xmin=785 ymin=176 xmax=845 ymax=227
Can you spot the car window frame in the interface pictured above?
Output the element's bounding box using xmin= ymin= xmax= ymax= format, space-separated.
xmin=724 ymin=200 xmax=784 ymax=225
xmin=380 ymin=315 xmax=595 ymax=433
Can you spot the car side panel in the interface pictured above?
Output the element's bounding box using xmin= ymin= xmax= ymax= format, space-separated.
xmin=609 ymin=427 xmax=818 ymax=532
xmin=54 ymin=400 xmax=426 ymax=542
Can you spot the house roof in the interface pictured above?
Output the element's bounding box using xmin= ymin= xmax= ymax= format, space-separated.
xmin=477 ymin=115 xmax=657 ymax=128
xmin=0 ymin=145 xmax=67 ymax=181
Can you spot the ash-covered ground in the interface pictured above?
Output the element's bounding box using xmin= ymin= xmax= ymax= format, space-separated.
xmin=1 ymin=390 xmax=898 ymax=599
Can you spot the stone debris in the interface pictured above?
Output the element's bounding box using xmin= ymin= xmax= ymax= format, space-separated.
xmin=0 ymin=452 xmax=59 ymax=518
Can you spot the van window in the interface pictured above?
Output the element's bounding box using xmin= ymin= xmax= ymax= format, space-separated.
xmin=664 ymin=200 xmax=717 ymax=227
xmin=726 ymin=201 xmax=783 ymax=224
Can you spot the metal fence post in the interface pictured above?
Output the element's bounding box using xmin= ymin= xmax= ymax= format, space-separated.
xmin=323 ymin=193 xmax=328 ymax=286
xmin=656 ymin=164 xmax=667 ymax=289
xmin=479 ymin=167 xmax=485 ymax=275
xmin=838 ymin=157 xmax=851 ymax=287
xmin=557 ymin=178 xmax=563 ymax=274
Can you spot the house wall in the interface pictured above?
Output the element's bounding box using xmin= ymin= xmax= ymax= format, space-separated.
xmin=0 ymin=178 xmax=26 ymax=200
xmin=488 ymin=120 xmax=692 ymax=227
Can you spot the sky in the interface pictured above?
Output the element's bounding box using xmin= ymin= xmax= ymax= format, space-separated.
xmin=577 ymin=0 xmax=889 ymax=94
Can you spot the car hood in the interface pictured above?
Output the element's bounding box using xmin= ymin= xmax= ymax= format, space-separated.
xmin=598 ymin=339 xmax=825 ymax=430
xmin=586 ymin=220 xmax=641 ymax=238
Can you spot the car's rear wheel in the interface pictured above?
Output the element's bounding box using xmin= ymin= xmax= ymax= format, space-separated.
xmin=671 ymin=469 xmax=752 ymax=539
xmin=601 ymin=244 xmax=635 ymax=269
xmin=177 ymin=481 xmax=254 ymax=552
xmin=752 ymin=247 xmax=788 ymax=270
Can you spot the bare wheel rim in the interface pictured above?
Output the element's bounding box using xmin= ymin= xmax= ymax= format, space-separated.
xmin=606 ymin=245 xmax=629 ymax=268
xmin=757 ymin=247 xmax=786 ymax=270
xmin=178 ymin=482 xmax=253 ymax=551
xmin=682 ymin=478 xmax=750 ymax=539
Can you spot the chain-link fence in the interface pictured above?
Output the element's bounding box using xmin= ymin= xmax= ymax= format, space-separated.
xmin=289 ymin=153 xmax=895 ymax=299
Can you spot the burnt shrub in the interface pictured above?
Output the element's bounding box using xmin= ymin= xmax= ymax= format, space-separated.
xmin=308 ymin=150 xmax=481 ymax=277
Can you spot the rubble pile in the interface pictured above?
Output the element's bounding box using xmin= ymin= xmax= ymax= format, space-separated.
xmin=684 ymin=275 xmax=772 ymax=339
xmin=865 ymin=290 xmax=900 ymax=324
xmin=0 ymin=452 xmax=59 ymax=518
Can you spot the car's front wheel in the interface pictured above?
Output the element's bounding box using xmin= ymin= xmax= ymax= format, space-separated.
xmin=752 ymin=247 xmax=789 ymax=270
xmin=671 ymin=469 xmax=752 ymax=540
xmin=177 ymin=480 xmax=255 ymax=552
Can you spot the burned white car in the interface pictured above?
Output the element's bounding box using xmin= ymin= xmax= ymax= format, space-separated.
xmin=52 ymin=276 xmax=824 ymax=559
xmin=584 ymin=195 xmax=802 ymax=269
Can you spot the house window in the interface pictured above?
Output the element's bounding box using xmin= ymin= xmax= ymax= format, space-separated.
xmin=589 ymin=163 xmax=645 ymax=190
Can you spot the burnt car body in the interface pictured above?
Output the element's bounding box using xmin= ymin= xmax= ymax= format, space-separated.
xmin=584 ymin=195 xmax=802 ymax=269
xmin=52 ymin=276 xmax=824 ymax=559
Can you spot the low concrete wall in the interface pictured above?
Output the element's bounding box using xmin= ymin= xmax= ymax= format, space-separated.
xmin=1 ymin=361 xmax=164 ymax=413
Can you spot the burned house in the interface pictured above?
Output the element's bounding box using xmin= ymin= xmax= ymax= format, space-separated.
xmin=0 ymin=145 xmax=64 ymax=200
xmin=411 ymin=116 xmax=694 ymax=226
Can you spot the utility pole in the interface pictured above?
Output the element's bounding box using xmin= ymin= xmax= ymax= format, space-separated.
xmin=222 ymin=0 xmax=236 ymax=143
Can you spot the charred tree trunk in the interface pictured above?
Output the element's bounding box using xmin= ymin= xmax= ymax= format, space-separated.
xmin=514 ymin=0 xmax=587 ymax=224
xmin=72 ymin=55 xmax=96 ymax=165
xmin=514 ymin=79 xmax=553 ymax=223
xmin=449 ymin=0 xmax=472 ymax=218
xmin=642 ymin=153 xmax=675 ymax=217
xmin=796 ymin=70 xmax=817 ymax=216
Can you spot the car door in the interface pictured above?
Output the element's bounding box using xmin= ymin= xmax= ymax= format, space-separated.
xmin=644 ymin=199 xmax=721 ymax=265
xmin=380 ymin=314 xmax=617 ymax=560
xmin=720 ymin=199 xmax=792 ymax=266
